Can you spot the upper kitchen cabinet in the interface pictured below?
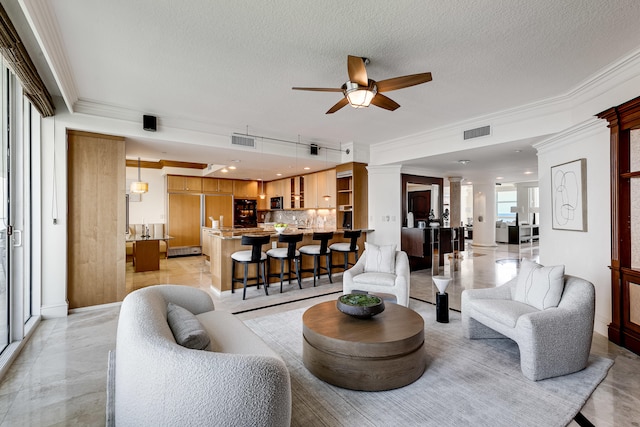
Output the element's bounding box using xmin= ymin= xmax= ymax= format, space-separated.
xmin=203 ymin=177 xmax=233 ymax=194
xmin=233 ymin=180 xmax=258 ymax=198
xmin=305 ymin=169 xmax=336 ymax=209
xmin=167 ymin=175 xmax=202 ymax=193
xmin=266 ymin=178 xmax=289 ymax=201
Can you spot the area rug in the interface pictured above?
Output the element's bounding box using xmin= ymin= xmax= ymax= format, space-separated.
xmin=244 ymin=300 xmax=613 ymax=427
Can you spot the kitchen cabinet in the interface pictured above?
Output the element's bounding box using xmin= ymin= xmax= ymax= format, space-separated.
xmin=204 ymin=194 xmax=233 ymax=228
xmin=266 ymin=178 xmax=289 ymax=202
xmin=233 ymin=180 xmax=258 ymax=198
xmin=203 ymin=177 xmax=233 ymax=194
xmin=336 ymin=162 xmax=368 ymax=230
xmin=304 ymin=170 xmax=336 ymax=209
xmin=290 ymin=176 xmax=304 ymax=209
xmin=167 ymin=175 xmax=202 ymax=193
xmin=168 ymin=193 xmax=202 ymax=248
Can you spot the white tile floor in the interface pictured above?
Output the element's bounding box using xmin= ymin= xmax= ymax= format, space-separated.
xmin=0 ymin=242 xmax=638 ymax=426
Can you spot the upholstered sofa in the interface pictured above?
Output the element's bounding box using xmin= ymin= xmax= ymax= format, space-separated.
xmin=343 ymin=243 xmax=411 ymax=307
xmin=461 ymin=260 xmax=595 ymax=381
xmin=111 ymin=285 xmax=291 ymax=426
xmin=125 ymin=223 xmax=167 ymax=261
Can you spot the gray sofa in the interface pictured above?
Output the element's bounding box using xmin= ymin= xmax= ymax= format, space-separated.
xmin=461 ymin=273 xmax=595 ymax=381
xmin=111 ymin=285 xmax=291 ymax=426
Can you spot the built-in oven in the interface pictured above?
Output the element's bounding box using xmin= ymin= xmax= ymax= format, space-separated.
xmin=270 ymin=196 xmax=284 ymax=210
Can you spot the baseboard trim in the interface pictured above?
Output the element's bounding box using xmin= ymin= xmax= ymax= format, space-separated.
xmin=41 ymin=302 xmax=69 ymax=318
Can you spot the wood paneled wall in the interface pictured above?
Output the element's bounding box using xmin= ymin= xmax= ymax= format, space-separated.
xmin=67 ymin=130 xmax=125 ymax=309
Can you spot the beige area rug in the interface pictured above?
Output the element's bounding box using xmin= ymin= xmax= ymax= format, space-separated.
xmin=244 ymin=300 xmax=613 ymax=427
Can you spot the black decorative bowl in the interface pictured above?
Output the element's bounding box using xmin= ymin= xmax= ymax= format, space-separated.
xmin=337 ymin=294 xmax=385 ymax=319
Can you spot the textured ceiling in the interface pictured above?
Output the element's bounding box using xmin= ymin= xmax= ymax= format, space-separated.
xmin=15 ymin=0 xmax=640 ymax=182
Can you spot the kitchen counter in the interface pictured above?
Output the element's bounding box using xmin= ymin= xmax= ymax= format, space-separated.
xmin=202 ymin=227 xmax=370 ymax=293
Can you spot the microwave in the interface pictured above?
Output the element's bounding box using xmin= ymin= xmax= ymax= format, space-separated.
xmin=270 ymin=196 xmax=284 ymax=210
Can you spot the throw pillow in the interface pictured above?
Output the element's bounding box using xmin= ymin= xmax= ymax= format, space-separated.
xmin=514 ymin=259 xmax=565 ymax=310
xmin=166 ymin=302 xmax=211 ymax=350
xmin=364 ymin=242 xmax=397 ymax=274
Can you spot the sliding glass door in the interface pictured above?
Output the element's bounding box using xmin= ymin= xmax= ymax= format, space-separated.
xmin=0 ymin=63 xmax=33 ymax=356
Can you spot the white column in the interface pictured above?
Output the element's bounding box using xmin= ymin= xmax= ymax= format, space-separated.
xmin=471 ymin=181 xmax=497 ymax=247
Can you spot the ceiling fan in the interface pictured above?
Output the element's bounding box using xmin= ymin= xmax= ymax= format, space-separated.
xmin=292 ymin=55 xmax=432 ymax=114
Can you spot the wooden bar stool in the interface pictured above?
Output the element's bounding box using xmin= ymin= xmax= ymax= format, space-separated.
xmin=231 ymin=235 xmax=271 ymax=300
xmin=329 ymin=230 xmax=361 ymax=272
xmin=299 ymin=232 xmax=333 ymax=286
xmin=266 ymin=233 xmax=303 ymax=293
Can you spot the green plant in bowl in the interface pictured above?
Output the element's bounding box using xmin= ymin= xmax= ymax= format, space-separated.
xmin=337 ymin=294 xmax=385 ymax=319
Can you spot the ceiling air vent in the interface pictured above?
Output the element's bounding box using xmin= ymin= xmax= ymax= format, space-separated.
xmin=463 ymin=125 xmax=491 ymax=140
xmin=231 ymin=134 xmax=255 ymax=148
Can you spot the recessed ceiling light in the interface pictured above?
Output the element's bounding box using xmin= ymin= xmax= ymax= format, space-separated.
xmin=515 ymin=150 xmax=522 ymax=153
xmin=221 ymin=168 xmax=228 ymax=173
xmin=496 ymin=176 xmax=504 ymax=180
xmin=524 ymin=171 xmax=533 ymax=175
xmin=230 ymin=159 xmax=241 ymax=163
xmin=458 ymin=160 xmax=471 ymax=165
xmin=304 ymin=166 xmax=310 ymax=170
xmin=228 ymin=165 xmax=236 ymax=170
xmin=276 ymin=173 xmax=282 ymax=176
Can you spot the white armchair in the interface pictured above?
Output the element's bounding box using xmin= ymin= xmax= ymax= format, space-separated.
xmin=462 ymin=262 xmax=595 ymax=381
xmin=343 ymin=246 xmax=411 ymax=307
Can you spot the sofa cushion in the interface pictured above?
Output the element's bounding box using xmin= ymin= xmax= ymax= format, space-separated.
xmin=364 ymin=242 xmax=396 ymax=274
xmin=353 ymin=271 xmax=397 ymax=287
xmin=514 ymin=259 xmax=565 ymax=310
xmin=166 ymin=303 xmax=211 ymax=350
xmin=196 ymin=311 xmax=280 ymax=358
xmin=469 ymin=299 xmax=539 ymax=328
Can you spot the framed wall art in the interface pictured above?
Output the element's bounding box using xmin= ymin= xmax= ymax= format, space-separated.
xmin=551 ymin=158 xmax=587 ymax=231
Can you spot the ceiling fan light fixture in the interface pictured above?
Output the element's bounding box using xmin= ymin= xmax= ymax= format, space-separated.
xmin=345 ymin=81 xmax=376 ymax=108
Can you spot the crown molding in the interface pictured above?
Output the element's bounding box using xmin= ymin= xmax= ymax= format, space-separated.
xmin=18 ymin=0 xmax=78 ymax=112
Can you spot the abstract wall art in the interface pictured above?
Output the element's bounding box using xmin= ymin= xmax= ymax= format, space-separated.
xmin=551 ymin=158 xmax=587 ymax=231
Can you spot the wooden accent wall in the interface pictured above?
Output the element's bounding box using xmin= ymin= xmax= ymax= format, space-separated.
xmin=67 ymin=130 xmax=125 ymax=309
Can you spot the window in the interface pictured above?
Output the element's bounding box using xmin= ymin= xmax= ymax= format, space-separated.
xmin=496 ymin=189 xmax=517 ymax=221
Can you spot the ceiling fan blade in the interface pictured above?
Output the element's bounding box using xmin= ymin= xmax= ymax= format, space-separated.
xmin=347 ymin=55 xmax=368 ymax=87
xmin=376 ymin=72 xmax=432 ymax=92
xmin=370 ymin=93 xmax=400 ymax=111
xmin=326 ymin=97 xmax=349 ymax=114
xmin=292 ymin=86 xmax=344 ymax=92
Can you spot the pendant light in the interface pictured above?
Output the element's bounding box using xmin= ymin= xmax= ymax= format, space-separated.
xmin=259 ymin=139 xmax=266 ymax=199
xmin=323 ymin=147 xmax=331 ymax=202
xmin=293 ymin=136 xmax=301 ymax=201
xmin=130 ymin=157 xmax=148 ymax=194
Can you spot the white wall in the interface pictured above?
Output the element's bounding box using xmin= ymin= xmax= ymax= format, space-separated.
xmin=536 ymin=118 xmax=612 ymax=335
xmin=366 ymin=165 xmax=402 ymax=247
xmin=126 ymin=167 xmax=166 ymax=225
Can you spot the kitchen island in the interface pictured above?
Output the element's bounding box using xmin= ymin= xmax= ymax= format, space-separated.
xmin=202 ymin=226 xmax=369 ymax=293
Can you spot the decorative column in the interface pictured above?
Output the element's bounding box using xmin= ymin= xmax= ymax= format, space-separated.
xmin=448 ymin=177 xmax=462 ymax=227
xmin=471 ymin=181 xmax=497 ymax=247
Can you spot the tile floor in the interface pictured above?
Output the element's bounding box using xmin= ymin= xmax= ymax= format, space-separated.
xmin=0 ymin=242 xmax=638 ymax=426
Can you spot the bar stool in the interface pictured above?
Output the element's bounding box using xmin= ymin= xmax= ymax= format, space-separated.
xmin=266 ymin=233 xmax=303 ymax=293
xmin=231 ymin=235 xmax=271 ymax=300
xmin=299 ymin=231 xmax=333 ymax=286
xmin=329 ymin=230 xmax=361 ymax=272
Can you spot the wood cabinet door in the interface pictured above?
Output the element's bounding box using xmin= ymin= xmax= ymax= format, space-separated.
xmin=218 ymin=179 xmax=234 ymax=193
xmin=168 ymin=193 xmax=202 ymax=247
xmin=184 ymin=176 xmax=202 ymax=193
xmin=202 ymin=177 xmax=218 ymax=193
xmin=233 ymin=180 xmax=258 ymax=198
xmin=167 ymin=175 xmax=185 ymax=192
xmin=305 ymin=173 xmax=318 ymax=208
xmin=67 ymin=130 xmax=125 ymax=308
xmin=316 ymin=169 xmax=336 ymax=208
xmin=204 ymin=194 xmax=233 ymax=227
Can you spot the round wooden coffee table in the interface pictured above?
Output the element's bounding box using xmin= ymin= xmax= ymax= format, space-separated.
xmin=302 ymin=300 xmax=426 ymax=391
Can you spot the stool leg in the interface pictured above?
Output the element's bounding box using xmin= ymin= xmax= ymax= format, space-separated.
xmin=242 ymin=263 xmax=248 ymax=300
xmin=280 ymin=259 xmax=285 ymax=293
xmin=231 ymin=260 xmax=236 ymax=293
xmin=326 ymin=254 xmax=333 ymax=283
xmin=313 ymin=256 xmax=318 ymax=286
xmin=344 ymin=252 xmax=348 ymax=270
xmin=295 ymin=257 xmax=302 ymax=289
xmin=261 ymin=261 xmax=268 ymax=296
